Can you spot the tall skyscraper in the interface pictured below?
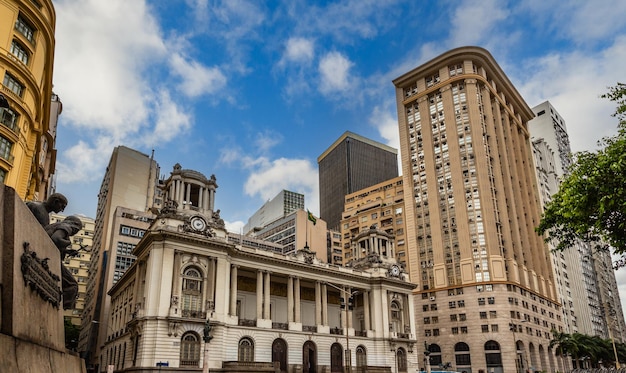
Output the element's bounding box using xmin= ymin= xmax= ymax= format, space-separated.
xmin=0 ymin=0 xmax=58 ymax=200
xmin=393 ymin=47 xmax=563 ymax=372
xmin=529 ymin=101 xmax=626 ymax=342
xmin=318 ymin=131 xmax=398 ymax=231
xmin=78 ymin=146 xmax=161 ymax=371
xmin=243 ymin=189 xmax=304 ymax=235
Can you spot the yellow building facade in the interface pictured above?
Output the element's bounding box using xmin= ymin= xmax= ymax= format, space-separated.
xmin=0 ymin=0 xmax=57 ymax=200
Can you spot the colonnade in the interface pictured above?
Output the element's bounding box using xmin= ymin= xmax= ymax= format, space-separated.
xmin=166 ymin=178 xmax=216 ymax=213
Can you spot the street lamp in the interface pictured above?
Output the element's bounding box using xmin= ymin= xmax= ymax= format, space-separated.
xmin=510 ymin=320 xmax=528 ymax=373
xmin=202 ymin=320 xmax=214 ymax=373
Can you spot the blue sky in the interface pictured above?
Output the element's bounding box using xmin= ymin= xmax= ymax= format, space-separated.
xmin=51 ymin=0 xmax=626 ymax=288
xmin=51 ymin=0 xmax=626 ymax=225
xmin=52 ymin=0 xmax=626 ymax=224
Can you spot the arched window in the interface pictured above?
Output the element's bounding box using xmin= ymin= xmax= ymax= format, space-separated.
xmin=428 ymin=344 xmax=442 ymax=366
xmin=330 ymin=343 xmax=343 ymax=373
xmin=180 ymin=332 xmax=201 ymax=367
xmin=390 ymin=301 xmax=402 ymax=332
xmin=182 ymin=267 xmax=203 ymax=317
xmin=238 ymin=337 xmax=254 ymax=362
xmin=356 ymin=345 xmax=367 ymax=368
xmin=484 ymin=340 xmax=502 ymax=368
xmin=397 ymin=347 xmax=407 ymax=372
xmin=454 ymin=342 xmax=471 ymax=367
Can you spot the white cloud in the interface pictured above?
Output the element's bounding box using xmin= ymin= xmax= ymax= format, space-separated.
xmin=169 ymin=54 xmax=227 ymax=97
xmin=254 ymin=130 xmax=283 ymax=153
xmin=56 ymin=137 xmax=116 ymax=184
xmin=142 ymin=90 xmax=192 ymax=146
xmin=515 ymin=36 xmax=626 ymax=152
xmin=448 ymin=0 xmax=509 ymax=48
xmin=280 ymin=37 xmax=315 ymax=66
xmin=53 ymin=0 xmax=165 ymax=136
xmin=243 ymin=157 xmax=319 ymax=215
xmin=318 ymin=52 xmax=353 ymax=95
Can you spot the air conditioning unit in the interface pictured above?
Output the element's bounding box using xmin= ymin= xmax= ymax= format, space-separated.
xmin=430 ymin=297 xmax=436 ymax=301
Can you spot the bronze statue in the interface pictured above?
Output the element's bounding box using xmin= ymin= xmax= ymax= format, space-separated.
xmin=26 ymin=193 xmax=68 ymax=227
xmin=44 ymin=215 xmax=82 ymax=309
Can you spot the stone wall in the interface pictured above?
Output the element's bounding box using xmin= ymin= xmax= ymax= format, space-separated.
xmin=0 ymin=186 xmax=85 ymax=372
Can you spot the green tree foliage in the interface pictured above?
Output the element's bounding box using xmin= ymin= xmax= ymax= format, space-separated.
xmin=64 ymin=317 xmax=80 ymax=351
xmin=550 ymin=329 xmax=626 ymax=368
xmin=537 ymin=83 xmax=626 ymax=267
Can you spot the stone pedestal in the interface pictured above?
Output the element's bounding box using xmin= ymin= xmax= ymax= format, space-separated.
xmin=0 ymin=186 xmax=86 ymax=372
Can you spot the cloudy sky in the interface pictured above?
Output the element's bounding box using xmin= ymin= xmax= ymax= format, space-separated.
xmin=51 ymin=1 xmax=626 ymax=309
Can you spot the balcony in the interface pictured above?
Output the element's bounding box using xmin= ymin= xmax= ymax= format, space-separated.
xmin=330 ymin=327 xmax=343 ymax=335
xmin=303 ymin=325 xmax=317 ymax=333
xmin=272 ymin=322 xmax=288 ymax=330
xmin=238 ymin=319 xmax=256 ymax=327
xmin=181 ymin=309 xmax=206 ymax=319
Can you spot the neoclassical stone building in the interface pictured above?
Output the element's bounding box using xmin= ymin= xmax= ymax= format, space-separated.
xmin=102 ymin=165 xmax=417 ymax=373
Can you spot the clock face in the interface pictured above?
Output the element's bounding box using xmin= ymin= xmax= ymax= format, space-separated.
xmin=391 ymin=265 xmax=400 ymax=276
xmin=191 ymin=217 xmax=206 ymax=231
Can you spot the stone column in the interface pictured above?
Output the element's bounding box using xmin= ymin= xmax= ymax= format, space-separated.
xmin=322 ymin=283 xmax=328 ymax=325
xmin=256 ymin=270 xmax=263 ymax=319
xmin=315 ymin=281 xmax=322 ymax=325
xmin=208 ymin=258 xmax=216 ymax=310
xmin=209 ymin=188 xmax=215 ymax=211
xmin=170 ymin=252 xmax=181 ymax=315
xmin=363 ymin=291 xmax=371 ymax=331
xmin=230 ymin=265 xmax=238 ymax=316
xmin=264 ymin=272 xmax=271 ymax=319
xmin=294 ymin=277 xmax=301 ymax=323
xmin=198 ymin=187 xmax=204 ymax=213
xmin=185 ymin=183 xmax=191 ymax=209
xmin=287 ymin=276 xmax=294 ymax=323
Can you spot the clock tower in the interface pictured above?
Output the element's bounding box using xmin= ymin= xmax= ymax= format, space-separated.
xmin=153 ymin=163 xmax=227 ymax=238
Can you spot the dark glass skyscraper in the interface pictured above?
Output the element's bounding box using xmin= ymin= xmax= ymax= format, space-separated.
xmin=318 ymin=131 xmax=398 ymax=230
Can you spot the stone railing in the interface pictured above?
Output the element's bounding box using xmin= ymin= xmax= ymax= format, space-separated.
xmin=272 ymin=322 xmax=288 ymax=330
xmin=303 ymin=325 xmax=317 ymax=333
xmin=238 ymin=319 xmax=256 ymax=327
xmin=181 ymin=309 xmax=206 ymax=319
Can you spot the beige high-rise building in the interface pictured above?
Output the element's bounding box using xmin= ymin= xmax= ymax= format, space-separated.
xmin=393 ymin=47 xmax=563 ymax=373
xmin=341 ymin=176 xmax=408 ymax=270
xmin=78 ymin=146 xmax=161 ymax=371
xmin=0 ymin=0 xmax=58 ymax=200
xmin=51 ymin=213 xmax=95 ymax=326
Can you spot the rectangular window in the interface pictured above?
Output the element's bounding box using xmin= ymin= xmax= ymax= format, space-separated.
xmin=0 ymin=108 xmax=19 ymax=132
xmin=480 ymin=312 xmax=487 ymax=319
xmin=0 ymin=169 xmax=6 ymax=183
xmin=488 ymin=297 xmax=495 ymax=304
xmin=10 ymin=40 xmax=29 ymax=65
xmin=481 ymin=324 xmax=489 ymax=332
xmin=3 ymin=73 xmax=25 ymax=97
xmin=451 ymin=327 xmax=459 ymax=334
xmin=0 ymin=136 xmax=13 ymax=161
xmin=450 ymin=314 xmax=457 ymax=322
xmin=478 ymin=297 xmax=486 ymax=305
xmin=15 ymin=15 xmax=35 ymax=43
xmin=460 ymin=326 xmax=468 ymax=334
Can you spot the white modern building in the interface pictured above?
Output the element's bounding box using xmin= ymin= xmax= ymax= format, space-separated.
xmin=529 ymin=101 xmax=626 ymax=342
xmin=243 ymin=190 xmax=304 ymax=235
